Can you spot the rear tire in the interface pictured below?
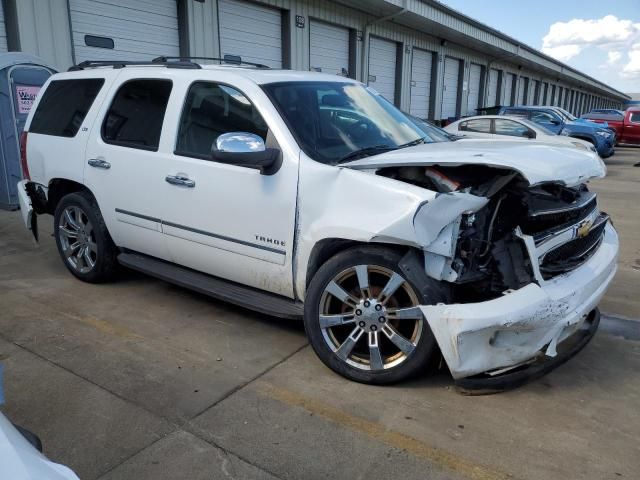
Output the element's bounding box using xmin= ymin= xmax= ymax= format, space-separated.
xmin=304 ymin=246 xmax=445 ymax=385
xmin=53 ymin=191 xmax=118 ymax=283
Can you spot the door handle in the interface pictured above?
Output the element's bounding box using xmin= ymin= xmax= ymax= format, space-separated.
xmin=88 ymin=158 xmax=111 ymax=169
xmin=165 ymin=174 xmax=195 ymax=188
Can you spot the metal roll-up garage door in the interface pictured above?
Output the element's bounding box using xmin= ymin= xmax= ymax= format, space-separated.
xmin=310 ymin=20 xmax=350 ymax=76
xmin=466 ymin=63 xmax=482 ymax=115
xmin=409 ymin=48 xmax=433 ymax=119
xmin=441 ymin=57 xmax=461 ymax=119
xmin=0 ymin=2 xmax=7 ymax=53
xmin=517 ymin=77 xmax=526 ymax=105
xmin=487 ymin=69 xmax=499 ymax=107
xmin=530 ymin=80 xmax=539 ymax=104
xmin=503 ymin=73 xmax=514 ymax=106
xmin=69 ymin=0 xmax=179 ymax=62
xmin=368 ymin=37 xmax=397 ymax=104
xmin=219 ymin=0 xmax=282 ymax=68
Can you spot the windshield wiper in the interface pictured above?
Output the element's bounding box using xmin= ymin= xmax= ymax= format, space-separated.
xmin=398 ymin=136 xmax=428 ymax=148
xmin=336 ymin=145 xmax=396 ymax=164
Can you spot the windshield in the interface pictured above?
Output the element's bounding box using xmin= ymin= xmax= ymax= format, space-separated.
xmin=262 ymin=82 xmax=426 ymax=164
xmin=405 ymin=114 xmax=456 ymax=142
xmin=554 ymin=107 xmax=577 ymax=121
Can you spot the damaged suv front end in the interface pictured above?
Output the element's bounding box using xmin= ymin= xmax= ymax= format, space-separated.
xmin=345 ymin=141 xmax=617 ymax=390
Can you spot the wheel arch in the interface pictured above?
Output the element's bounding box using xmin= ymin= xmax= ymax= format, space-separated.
xmin=300 ymin=237 xmax=412 ymax=300
xmin=46 ymin=179 xmax=94 ymax=214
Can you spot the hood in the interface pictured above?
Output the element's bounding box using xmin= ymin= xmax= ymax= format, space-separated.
xmin=343 ymin=139 xmax=605 ymax=187
xmin=574 ymin=117 xmax=608 ymax=128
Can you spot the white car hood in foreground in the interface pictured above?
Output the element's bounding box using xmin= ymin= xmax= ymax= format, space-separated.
xmin=0 ymin=413 xmax=79 ymax=480
xmin=344 ymin=139 xmax=605 ymax=187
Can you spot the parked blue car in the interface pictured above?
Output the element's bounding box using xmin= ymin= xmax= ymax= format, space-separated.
xmin=498 ymin=105 xmax=615 ymax=158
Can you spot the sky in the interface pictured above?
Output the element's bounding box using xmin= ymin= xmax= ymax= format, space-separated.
xmin=439 ymin=0 xmax=640 ymax=93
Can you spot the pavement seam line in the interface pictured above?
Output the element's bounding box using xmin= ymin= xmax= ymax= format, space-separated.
xmin=1 ymin=333 xmax=300 ymax=480
xmin=93 ymin=433 xmax=169 ymax=480
xmin=187 ymin=342 xmax=310 ymax=421
xmin=257 ymin=382 xmax=517 ymax=480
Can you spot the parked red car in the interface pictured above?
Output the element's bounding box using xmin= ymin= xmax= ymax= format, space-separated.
xmin=581 ymin=107 xmax=640 ymax=145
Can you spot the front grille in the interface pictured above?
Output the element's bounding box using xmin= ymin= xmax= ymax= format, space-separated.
xmin=522 ymin=194 xmax=597 ymax=235
xmin=539 ymin=213 xmax=608 ymax=279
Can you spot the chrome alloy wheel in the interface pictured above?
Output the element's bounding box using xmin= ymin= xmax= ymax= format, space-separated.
xmin=319 ymin=265 xmax=424 ymax=371
xmin=58 ymin=206 xmax=98 ymax=274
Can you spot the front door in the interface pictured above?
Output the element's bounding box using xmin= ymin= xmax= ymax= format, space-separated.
xmin=159 ymin=81 xmax=298 ymax=298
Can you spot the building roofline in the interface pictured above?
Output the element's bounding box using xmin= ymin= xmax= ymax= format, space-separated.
xmin=424 ymin=0 xmax=630 ymax=100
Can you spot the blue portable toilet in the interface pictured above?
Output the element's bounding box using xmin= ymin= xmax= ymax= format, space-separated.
xmin=0 ymin=53 xmax=56 ymax=210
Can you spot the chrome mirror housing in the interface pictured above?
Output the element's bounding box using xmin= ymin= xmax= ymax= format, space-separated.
xmin=213 ymin=132 xmax=266 ymax=154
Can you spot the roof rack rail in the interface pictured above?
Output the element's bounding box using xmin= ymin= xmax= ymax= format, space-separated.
xmin=152 ymin=56 xmax=271 ymax=69
xmin=68 ymin=59 xmax=201 ymax=71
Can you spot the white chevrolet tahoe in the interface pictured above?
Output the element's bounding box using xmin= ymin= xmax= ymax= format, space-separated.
xmin=17 ymin=58 xmax=618 ymax=392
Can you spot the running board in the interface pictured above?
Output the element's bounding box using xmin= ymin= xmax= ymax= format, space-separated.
xmin=117 ymin=252 xmax=303 ymax=320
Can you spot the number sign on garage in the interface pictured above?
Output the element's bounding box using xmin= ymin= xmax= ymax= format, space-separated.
xmin=309 ymin=20 xmax=350 ymax=76
xmin=69 ymin=0 xmax=180 ymax=62
xmin=467 ymin=63 xmax=482 ymax=115
xmin=409 ymin=48 xmax=433 ymax=119
xmin=218 ymin=0 xmax=283 ymax=68
xmin=441 ymin=56 xmax=461 ymax=119
xmin=368 ymin=36 xmax=398 ymax=104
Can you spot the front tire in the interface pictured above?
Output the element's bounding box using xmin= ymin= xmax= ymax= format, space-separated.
xmin=304 ymin=246 xmax=444 ymax=384
xmin=53 ymin=191 xmax=118 ymax=283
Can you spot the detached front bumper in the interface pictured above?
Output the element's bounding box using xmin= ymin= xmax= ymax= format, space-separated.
xmin=420 ymin=223 xmax=618 ymax=385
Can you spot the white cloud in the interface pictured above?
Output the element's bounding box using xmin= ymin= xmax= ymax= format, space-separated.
xmin=541 ymin=15 xmax=640 ymax=80
xmin=543 ymin=15 xmax=635 ymax=50
xmin=608 ymin=51 xmax=622 ymax=64
xmin=542 ymin=44 xmax=583 ymax=61
xmin=622 ymin=46 xmax=640 ymax=77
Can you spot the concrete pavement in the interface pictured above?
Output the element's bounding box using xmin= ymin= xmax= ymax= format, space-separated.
xmin=0 ymin=148 xmax=639 ymax=479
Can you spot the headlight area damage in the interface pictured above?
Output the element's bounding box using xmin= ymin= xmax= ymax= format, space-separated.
xmin=376 ymin=164 xmax=618 ymax=393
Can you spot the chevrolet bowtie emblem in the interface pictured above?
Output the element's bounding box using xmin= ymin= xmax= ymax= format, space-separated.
xmin=576 ymin=220 xmax=593 ymax=238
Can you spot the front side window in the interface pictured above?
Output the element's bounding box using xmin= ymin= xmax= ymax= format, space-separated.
xmin=459 ymin=119 xmax=491 ymax=133
xmin=175 ymin=82 xmax=268 ymax=159
xmin=102 ymin=79 xmax=172 ymax=151
xmin=263 ymin=82 xmax=425 ymax=165
xmin=30 ymin=79 xmax=104 ymax=137
xmin=494 ymin=119 xmax=531 ymax=137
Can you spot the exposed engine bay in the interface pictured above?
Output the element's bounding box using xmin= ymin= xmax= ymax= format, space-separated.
xmin=378 ymin=164 xmax=608 ymax=303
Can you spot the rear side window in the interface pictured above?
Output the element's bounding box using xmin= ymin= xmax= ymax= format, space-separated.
xmin=630 ymin=112 xmax=640 ymax=123
xmin=102 ymin=79 xmax=172 ymax=151
xmin=30 ymin=79 xmax=104 ymax=137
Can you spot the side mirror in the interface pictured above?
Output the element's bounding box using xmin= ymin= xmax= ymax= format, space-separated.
xmin=523 ymin=130 xmax=536 ymax=139
xmin=549 ymin=119 xmax=561 ymax=125
xmin=211 ymin=132 xmax=281 ymax=175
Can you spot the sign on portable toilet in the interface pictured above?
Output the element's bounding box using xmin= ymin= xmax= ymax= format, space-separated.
xmin=0 ymin=53 xmax=56 ymax=210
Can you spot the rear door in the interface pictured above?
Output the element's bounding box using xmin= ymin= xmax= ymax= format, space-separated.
xmin=84 ymin=72 xmax=174 ymax=261
xmin=503 ymin=73 xmax=514 ymax=106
